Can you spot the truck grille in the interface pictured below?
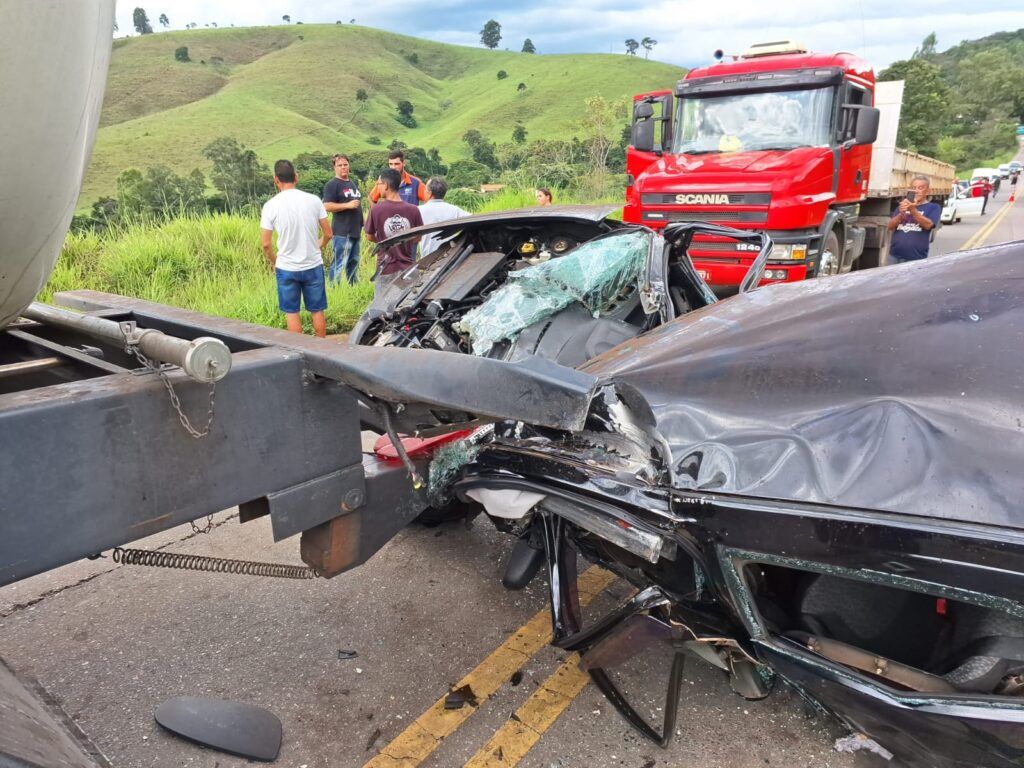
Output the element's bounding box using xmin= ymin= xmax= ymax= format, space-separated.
xmin=642 ymin=211 xmax=768 ymax=224
xmin=641 ymin=192 xmax=772 ymax=205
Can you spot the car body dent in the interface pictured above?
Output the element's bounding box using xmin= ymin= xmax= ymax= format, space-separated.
xmin=445 ymin=239 xmax=1024 ymax=767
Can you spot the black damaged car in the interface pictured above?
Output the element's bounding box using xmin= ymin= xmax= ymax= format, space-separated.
xmin=357 ymin=223 xmax=1024 ymax=767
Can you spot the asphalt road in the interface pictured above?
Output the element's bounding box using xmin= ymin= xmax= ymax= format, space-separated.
xmin=930 ymin=184 xmax=1022 ymax=257
xmin=0 ymin=512 xmax=880 ymax=768
xmin=2 ymin=193 xmax=1020 ymax=768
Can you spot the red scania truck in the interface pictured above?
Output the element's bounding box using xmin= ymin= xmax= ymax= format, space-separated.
xmin=624 ymin=41 xmax=955 ymax=288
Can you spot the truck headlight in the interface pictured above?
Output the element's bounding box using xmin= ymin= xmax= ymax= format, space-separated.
xmin=769 ymin=243 xmax=807 ymax=260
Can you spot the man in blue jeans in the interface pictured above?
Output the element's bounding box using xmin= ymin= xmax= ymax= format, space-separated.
xmin=322 ymin=154 xmax=363 ymax=285
xmin=260 ymin=160 xmax=332 ymax=337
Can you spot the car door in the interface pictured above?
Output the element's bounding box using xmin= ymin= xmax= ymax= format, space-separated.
xmin=953 ymin=189 xmax=985 ymax=221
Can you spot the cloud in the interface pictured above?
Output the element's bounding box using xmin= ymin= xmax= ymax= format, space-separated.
xmin=120 ymin=0 xmax=1024 ymax=68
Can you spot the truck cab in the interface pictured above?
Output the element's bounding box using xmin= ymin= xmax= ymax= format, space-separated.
xmin=626 ymin=42 xmax=881 ymax=289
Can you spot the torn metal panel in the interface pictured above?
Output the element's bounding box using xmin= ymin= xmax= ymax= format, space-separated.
xmin=582 ymin=244 xmax=1024 ymax=529
xmin=375 ymin=204 xmax=623 ymax=251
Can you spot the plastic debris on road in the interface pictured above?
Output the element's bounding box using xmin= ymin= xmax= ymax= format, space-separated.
xmin=834 ymin=733 xmax=894 ymax=760
xmin=457 ymin=229 xmax=650 ymax=355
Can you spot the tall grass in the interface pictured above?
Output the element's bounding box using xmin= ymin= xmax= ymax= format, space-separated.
xmin=44 ymin=192 xmax=626 ymax=334
xmin=42 ymin=213 xmax=374 ymax=334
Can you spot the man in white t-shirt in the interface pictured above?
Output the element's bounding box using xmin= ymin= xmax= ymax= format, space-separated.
xmin=419 ymin=177 xmax=470 ymax=256
xmin=260 ymin=160 xmax=332 ymax=337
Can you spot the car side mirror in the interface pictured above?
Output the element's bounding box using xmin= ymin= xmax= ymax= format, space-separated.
xmin=632 ymin=102 xmax=656 ymax=152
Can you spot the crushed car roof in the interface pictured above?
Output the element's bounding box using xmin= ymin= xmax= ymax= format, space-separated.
xmin=583 ymin=240 xmax=1024 ymax=529
xmin=376 ymin=204 xmax=622 ymax=248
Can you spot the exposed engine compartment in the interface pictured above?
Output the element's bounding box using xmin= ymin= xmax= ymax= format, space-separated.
xmin=349 ymin=211 xmax=759 ymax=371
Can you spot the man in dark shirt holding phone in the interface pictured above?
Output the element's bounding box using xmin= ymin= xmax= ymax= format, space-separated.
xmin=887 ymin=175 xmax=941 ymax=263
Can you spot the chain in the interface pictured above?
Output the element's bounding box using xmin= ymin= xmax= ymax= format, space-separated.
xmin=121 ymin=325 xmax=218 ymax=533
xmin=126 ymin=344 xmax=218 ymax=438
xmin=120 ymin=324 xmax=218 ymax=439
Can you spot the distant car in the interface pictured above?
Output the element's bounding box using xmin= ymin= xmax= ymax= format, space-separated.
xmin=973 ymin=167 xmax=999 ymax=183
xmin=998 ymin=163 xmax=1011 ymax=179
xmin=942 ymin=185 xmax=986 ymax=224
xmin=1010 ymin=160 xmax=1023 ymax=175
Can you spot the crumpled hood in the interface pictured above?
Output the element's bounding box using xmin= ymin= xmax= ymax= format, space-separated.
xmin=582 ymin=241 xmax=1024 ymax=529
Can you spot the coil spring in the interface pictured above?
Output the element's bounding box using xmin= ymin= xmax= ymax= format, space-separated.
xmin=112 ymin=547 xmax=319 ymax=580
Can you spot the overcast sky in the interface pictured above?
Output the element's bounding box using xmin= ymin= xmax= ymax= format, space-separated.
xmin=118 ymin=0 xmax=1024 ymax=70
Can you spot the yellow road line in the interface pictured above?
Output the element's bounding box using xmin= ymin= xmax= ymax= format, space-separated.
xmin=363 ymin=566 xmax=615 ymax=768
xmin=463 ymin=654 xmax=590 ymax=768
xmin=962 ymin=197 xmax=1015 ymax=251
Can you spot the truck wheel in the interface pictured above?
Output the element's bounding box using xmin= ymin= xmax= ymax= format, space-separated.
xmin=818 ymin=231 xmax=841 ymax=277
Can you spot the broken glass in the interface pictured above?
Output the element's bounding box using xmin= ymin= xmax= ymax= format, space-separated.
xmin=457 ymin=230 xmax=651 ymax=356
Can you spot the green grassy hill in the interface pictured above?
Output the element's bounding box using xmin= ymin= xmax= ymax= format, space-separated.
xmin=84 ymin=24 xmax=685 ymax=205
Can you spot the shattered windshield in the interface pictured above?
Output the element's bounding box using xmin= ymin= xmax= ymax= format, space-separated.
xmin=673 ymin=87 xmax=834 ymax=154
xmin=457 ymin=229 xmax=651 ymax=356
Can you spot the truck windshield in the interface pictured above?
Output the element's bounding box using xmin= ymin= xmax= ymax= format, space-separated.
xmin=673 ymin=87 xmax=834 ymax=154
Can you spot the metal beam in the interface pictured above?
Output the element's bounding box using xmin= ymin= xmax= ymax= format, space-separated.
xmin=54 ymin=291 xmax=598 ymax=432
xmin=0 ymin=347 xmax=364 ymax=586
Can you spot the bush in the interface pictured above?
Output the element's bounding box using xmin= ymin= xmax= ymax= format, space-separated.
xmin=446 ymin=158 xmax=491 ymax=188
xmin=445 ymin=188 xmax=485 ymax=211
xmin=497 ymin=70 xmax=508 ymax=80
xmin=366 ymin=135 xmax=382 ymax=145
xmin=296 ymin=167 xmax=334 ymax=197
xmin=174 ymin=46 xmax=190 ymax=62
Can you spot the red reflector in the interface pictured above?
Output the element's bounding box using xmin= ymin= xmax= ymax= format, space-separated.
xmin=373 ymin=429 xmax=474 ymax=460
xmin=936 ymin=598 xmax=947 ymax=616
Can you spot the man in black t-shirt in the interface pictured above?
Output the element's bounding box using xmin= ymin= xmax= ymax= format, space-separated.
xmin=322 ymin=154 xmax=363 ymax=285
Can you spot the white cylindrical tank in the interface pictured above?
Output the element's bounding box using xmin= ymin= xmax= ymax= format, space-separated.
xmin=0 ymin=0 xmax=115 ymax=328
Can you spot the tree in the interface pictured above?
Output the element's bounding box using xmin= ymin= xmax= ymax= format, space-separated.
xmin=517 ymin=82 xmax=527 ymax=94
xmin=913 ymin=32 xmax=938 ymax=59
xmin=211 ymin=21 xmax=218 ymax=28
xmin=158 ymin=13 xmax=169 ymax=28
xmin=336 ymin=20 xmax=342 ymax=24
xmin=174 ymin=46 xmax=190 ymax=62
xmin=581 ymin=95 xmax=627 ymax=196
xmin=641 ymin=37 xmax=657 ymax=58
xmin=521 ymin=38 xmax=536 ymax=54
xmin=480 ymin=20 xmax=501 ymax=50
xmin=497 ymin=70 xmax=508 ymax=80
xmin=878 ymin=58 xmax=949 ymax=156
xmin=115 ymin=166 xmax=206 ymax=219
xmin=347 ymin=88 xmax=370 ymax=124
xmin=132 ymin=7 xmax=153 ymax=34
xmin=396 ymin=100 xmax=417 ymax=128
xmin=282 ymin=14 xmax=290 ymax=23
xmin=512 ymin=124 xmax=528 ymax=144
xmin=625 ymin=39 xmax=639 ymax=56
xmin=462 ymin=129 xmax=499 ymax=169
xmin=446 ymin=159 xmax=491 ymax=188
xmin=201 ymin=137 xmax=274 ymax=211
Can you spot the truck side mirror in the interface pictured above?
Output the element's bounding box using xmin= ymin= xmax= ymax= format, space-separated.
xmin=853 ymin=106 xmax=880 ymax=145
xmin=632 ymin=102 xmax=656 ymax=152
